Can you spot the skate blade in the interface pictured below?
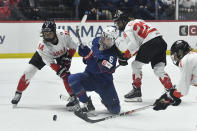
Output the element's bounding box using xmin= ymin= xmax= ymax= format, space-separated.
xmin=124 ymin=97 xmax=142 ymax=102
xmin=12 ymin=104 xmax=17 ymax=108
xmin=66 ymin=106 xmax=78 ymax=112
xmin=86 ymin=111 xmax=98 ymax=117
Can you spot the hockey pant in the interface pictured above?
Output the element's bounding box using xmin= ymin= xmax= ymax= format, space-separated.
xmin=68 ymin=71 xmax=120 ymax=114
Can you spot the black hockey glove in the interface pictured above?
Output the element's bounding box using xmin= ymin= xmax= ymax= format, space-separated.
xmin=118 ymin=52 xmax=129 ymax=66
xmin=153 ymin=89 xmax=181 ymax=111
xmin=82 ymin=58 xmax=87 ymax=64
xmin=118 ymin=57 xmax=128 ymax=66
xmin=111 ymin=44 xmax=129 ymax=66
xmin=56 ymin=67 xmax=70 ymax=79
xmin=56 ymin=53 xmax=72 ymax=70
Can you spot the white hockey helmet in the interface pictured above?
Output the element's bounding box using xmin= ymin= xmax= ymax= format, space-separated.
xmin=99 ymin=26 xmax=118 ymax=50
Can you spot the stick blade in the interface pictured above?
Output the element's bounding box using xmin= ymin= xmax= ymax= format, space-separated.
xmin=81 ymin=14 xmax=87 ymax=25
xmin=74 ymin=110 xmax=103 ymax=123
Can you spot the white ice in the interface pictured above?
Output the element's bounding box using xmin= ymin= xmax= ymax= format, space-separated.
xmin=0 ymin=56 xmax=197 ymax=131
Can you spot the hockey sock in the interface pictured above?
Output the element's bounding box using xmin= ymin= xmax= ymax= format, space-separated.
xmin=17 ymin=74 xmax=30 ymax=92
xmin=132 ymin=74 xmax=142 ymax=88
xmin=159 ymin=73 xmax=173 ymax=89
xmin=173 ymin=89 xmax=183 ymax=98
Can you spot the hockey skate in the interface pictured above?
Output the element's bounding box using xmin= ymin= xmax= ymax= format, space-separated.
xmin=81 ymin=97 xmax=95 ymax=112
xmin=11 ymin=91 xmax=22 ymax=106
xmin=124 ymin=84 xmax=142 ymax=102
xmin=66 ymin=94 xmax=80 ymax=111
xmin=75 ymin=97 xmax=96 ymax=117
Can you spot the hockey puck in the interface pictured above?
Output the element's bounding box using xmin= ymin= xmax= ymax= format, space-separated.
xmin=59 ymin=94 xmax=62 ymax=99
xmin=53 ymin=115 xmax=57 ymax=121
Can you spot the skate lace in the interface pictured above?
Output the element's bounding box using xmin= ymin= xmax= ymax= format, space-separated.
xmin=127 ymin=89 xmax=135 ymax=95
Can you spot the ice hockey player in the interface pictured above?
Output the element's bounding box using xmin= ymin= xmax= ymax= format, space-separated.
xmin=68 ymin=26 xmax=121 ymax=114
xmin=113 ymin=10 xmax=174 ymax=102
xmin=11 ymin=20 xmax=78 ymax=110
xmin=153 ymin=40 xmax=194 ymax=110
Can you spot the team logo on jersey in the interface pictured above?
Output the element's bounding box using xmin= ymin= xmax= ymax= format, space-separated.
xmin=102 ymin=60 xmax=113 ymax=69
xmin=53 ymin=47 xmax=66 ymax=57
xmin=0 ymin=35 xmax=5 ymax=44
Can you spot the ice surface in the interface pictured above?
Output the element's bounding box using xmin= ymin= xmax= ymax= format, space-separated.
xmin=0 ymin=57 xmax=197 ymax=131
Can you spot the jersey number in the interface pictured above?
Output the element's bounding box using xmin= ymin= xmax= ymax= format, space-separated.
xmin=109 ymin=56 xmax=114 ymax=63
xmin=38 ymin=43 xmax=44 ymax=51
xmin=133 ymin=21 xmax=156 ymax=39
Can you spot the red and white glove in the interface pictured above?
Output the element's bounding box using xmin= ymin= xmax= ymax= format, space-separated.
xmin=56 ymin=67 xmax=70 ymax=79
xmin=118 ymin=50 xmax=131 ymax=66
xmin=118 ymin=49 xmax=138 ymax=66
xmin=50 ymin=63 xmax=70 ymax=79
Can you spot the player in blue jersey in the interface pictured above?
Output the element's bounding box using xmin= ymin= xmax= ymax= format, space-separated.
xmin=68 ymin=26 xmax=120 ymax=114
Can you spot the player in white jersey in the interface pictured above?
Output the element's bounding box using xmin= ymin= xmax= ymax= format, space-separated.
xmin=153 ymin=40 xmax=194 ymax=110
xmin=11 ymin=20 xmax=78 ymax=110
xmin=113 ymin=10 xmax=174 ymax=102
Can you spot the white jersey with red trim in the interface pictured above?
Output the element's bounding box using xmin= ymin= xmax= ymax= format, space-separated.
xmin=36 ymin=29 xmax=77 ymax=66
xmin=116 ymin=19 xmax=161 ymax=55
xmin=177 ymin=51 xmax=197 ymax=95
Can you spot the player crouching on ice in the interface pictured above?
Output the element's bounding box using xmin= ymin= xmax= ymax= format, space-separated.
xmin=68 ymin=26 xmax=121 ymax=115
xmin=11 ymin=20 xmax=78 ymax=110
xmin=153 ymin=40 xmax=194 ymax=110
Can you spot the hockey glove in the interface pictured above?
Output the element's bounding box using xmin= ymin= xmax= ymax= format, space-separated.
xmin=118 ymin=53 xmax=129 ymax=66
xmin=118 ymin=57 xmax=128 ymax=66
xmin=78 ymin=45 xmax=93 ymax=60
xmin=61 ymin=56 xmax=72 ymax=69
xmin=82 ymin=58 xmax=87 ymax=64
xmin=56 ymin=67 xmax=70 ymax=79
xmin=118 ymin=50 xmax=132 ymax=66
xmin=56 ymin=53 xmax=72 ymax=70
xmin=153 ymin=89 xmax=181 ymax=111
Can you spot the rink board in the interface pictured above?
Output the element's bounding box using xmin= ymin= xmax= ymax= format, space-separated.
xmin=0 ymin=20 xmax=197 ymax=58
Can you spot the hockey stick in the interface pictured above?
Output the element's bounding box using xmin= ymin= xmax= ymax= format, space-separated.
xmin=74 ymin=104 xmax=153 ymax=123
xmin=76 ymin=14 xmax=88 ymax=48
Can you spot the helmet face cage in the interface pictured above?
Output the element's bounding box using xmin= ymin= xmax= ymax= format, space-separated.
xmin=113 ymin=10 xmax=130 ymax=31
xmin=99 ymin=26 xmax=118 ymax=50
xmin=170 ymin=51 xmax=179 ymax=66
xmin=42 ymin=20 xmax=56 ymax=42
xmin=113 ymin=10 xmax=123 ymax=22
xmin=170 ymin=40 xmax=191 ymax=66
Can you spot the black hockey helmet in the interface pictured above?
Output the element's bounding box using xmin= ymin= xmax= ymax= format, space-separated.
xmin=113 ymin=10 xmax=130 ymax=31
xmin=41 ymin=20 xmax=57 ymax=42
xmin=170 ymin=40 xmax=191 ymax=66
xmin=42 ymin=19 xmax=56 ymax=33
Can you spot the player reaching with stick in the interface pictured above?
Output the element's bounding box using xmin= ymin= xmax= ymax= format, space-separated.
xmin=11 ymin=20 xmax=78 ymax=110
xmin=112 ymin=10 xmax=174 ymax=102
xmin=153 ymin=40 xmax=195 ymax=110
xmin=68 ymin=26 xmax=121 ymax=115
